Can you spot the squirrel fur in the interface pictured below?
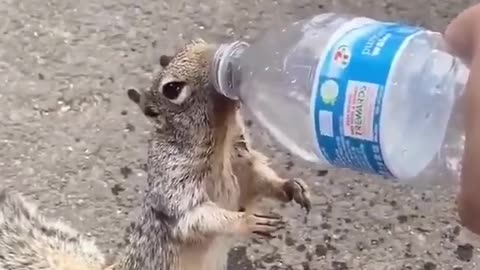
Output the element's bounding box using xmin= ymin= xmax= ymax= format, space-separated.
xmin=0 ymin=39 xmax=311 ymax=270
xmin=122 ymin=39 xmax=311 ymax=270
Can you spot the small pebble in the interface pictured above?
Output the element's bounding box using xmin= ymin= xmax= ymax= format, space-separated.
xmin=455 ymin=243 xmax=474 ymax=262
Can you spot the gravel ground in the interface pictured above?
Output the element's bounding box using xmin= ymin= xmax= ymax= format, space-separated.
xmin=0 ymin=0 xmax=479 ymax=269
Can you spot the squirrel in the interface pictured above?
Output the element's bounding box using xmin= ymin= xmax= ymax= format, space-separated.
xmin=122 ymin=38 xmax=311 ymax=270
xmin=0 ymin=189 xmax=106 ymax=270
xmin=0 ymin=39 xmax=311 ymax=270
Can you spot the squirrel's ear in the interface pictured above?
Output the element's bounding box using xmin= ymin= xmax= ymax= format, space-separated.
xmin=159 ymin=55 xmax=173 ymax=68
xmin=127 ymin=88 xmax=142 ymax=104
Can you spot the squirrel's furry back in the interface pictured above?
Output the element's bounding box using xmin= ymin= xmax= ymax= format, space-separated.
xmin=0 ymin=188 xmax=105 ymax=270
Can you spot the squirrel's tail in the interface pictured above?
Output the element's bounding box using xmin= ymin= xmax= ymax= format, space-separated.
xmin=0 ymin=188 xmax=106 ymax=270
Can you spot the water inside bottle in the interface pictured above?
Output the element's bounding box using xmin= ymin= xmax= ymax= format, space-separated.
xmin=213 ymin=14 xmax=469 ymax=182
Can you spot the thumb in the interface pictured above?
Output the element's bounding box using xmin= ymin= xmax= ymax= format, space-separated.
xmin=443 ymin=4 xmax=480 ymax=65
xmin=444 ymin=21 xmax=472 ymax=65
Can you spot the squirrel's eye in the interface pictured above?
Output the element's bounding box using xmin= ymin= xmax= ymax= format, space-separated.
xmin=162 ymin=81 xmax=186 ymax=100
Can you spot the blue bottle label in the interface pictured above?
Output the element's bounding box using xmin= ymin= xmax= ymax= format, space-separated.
xmin=311 ymin=20 xmax=422 ymax=178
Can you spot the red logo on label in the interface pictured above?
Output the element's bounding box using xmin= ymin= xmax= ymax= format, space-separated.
xmin=334 ymin=45 xmax=351 ymax=68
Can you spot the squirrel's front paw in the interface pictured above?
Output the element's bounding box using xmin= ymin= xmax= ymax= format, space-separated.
xmin=235 ymin=213 xmax=285 ymax=238
xmin=282 ymin=178 xmax=312 ymax=214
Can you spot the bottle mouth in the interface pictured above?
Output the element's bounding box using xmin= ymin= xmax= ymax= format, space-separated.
xmin=211 ymin=41 xmax=250 ymax=100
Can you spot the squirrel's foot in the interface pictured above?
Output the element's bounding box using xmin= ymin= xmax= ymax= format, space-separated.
xmin=282 ymin=178 xmax=312 ymax=214
xmin=233 ymin=212 xmax=285 ymax=239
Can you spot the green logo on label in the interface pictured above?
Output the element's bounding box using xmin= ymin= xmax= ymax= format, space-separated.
xmin=320 ymin=79 xmax=339 ymax=106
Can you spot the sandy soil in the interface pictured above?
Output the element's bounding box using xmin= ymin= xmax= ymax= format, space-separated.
xmin=0 ymin=0 xmax=479 ymax=269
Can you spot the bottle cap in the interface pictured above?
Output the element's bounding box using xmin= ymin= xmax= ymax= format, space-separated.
xmin=211 ymin=41 xmax=250 ymax=100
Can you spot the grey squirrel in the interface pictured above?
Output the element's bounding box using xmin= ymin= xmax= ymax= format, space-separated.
xmin=0 ymin=39 xmax=311 ymax=270
xmin=123 ymin=39 xmax=311 ymax=270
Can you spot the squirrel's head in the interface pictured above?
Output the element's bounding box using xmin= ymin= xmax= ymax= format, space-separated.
xmin=127 ymin=39 xmax=232 ymax=138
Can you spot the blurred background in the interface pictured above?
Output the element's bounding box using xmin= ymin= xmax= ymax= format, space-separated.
xmin=0 ymin=0 xmax=478 ymax=269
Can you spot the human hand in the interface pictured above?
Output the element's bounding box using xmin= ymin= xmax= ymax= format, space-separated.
xmin=444 ymin=4 xmax=480 ymax=66
xmin=444 ymin=3 xmax=480 ymax=235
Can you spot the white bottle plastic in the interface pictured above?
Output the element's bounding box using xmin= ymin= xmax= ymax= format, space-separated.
xmin=212 ymin=13 xmax=469 ymax=182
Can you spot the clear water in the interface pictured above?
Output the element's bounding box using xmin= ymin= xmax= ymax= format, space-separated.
xmin=215 ymin=13 xmax=468 ymax=181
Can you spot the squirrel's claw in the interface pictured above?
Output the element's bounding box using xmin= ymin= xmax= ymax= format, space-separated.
xmin=283 ymin=178 xmax=312 ymax=214
xmin=238 ymin=213 xmax=285 ymax=238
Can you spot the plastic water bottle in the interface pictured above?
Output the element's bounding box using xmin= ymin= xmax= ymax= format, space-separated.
xmin=211 ymin=13 xmax=469 ymax=182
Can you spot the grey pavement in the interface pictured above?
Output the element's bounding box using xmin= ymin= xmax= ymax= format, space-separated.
xmin=0 ymin=0 xmax=479 ymax=269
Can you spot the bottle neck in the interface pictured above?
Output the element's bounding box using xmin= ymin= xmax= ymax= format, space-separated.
xmin=211 ymin=41 xmax=250 ymax=100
